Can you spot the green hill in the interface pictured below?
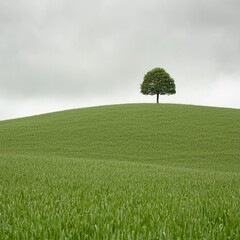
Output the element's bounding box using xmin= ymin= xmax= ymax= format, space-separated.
xmin=0 ymin=104 xmax=240 ymax=239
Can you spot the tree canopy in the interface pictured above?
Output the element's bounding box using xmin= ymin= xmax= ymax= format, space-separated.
xmin=141 ymin=67 xmax=176 ymax=103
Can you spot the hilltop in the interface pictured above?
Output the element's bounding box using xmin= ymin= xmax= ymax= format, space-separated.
xmin=0 ymin=104 xmax=239 ymax=171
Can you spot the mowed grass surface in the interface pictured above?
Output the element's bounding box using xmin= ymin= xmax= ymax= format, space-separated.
xmin=0 ymin=104 xmax=240 ymax=239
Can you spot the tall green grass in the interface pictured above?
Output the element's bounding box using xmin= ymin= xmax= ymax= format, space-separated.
xmin=0 ymin=104 xmax=240 ymax=239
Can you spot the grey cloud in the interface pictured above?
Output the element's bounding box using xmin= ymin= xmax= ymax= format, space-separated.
xmin=0 ymin=0 xmax=240 ymax=119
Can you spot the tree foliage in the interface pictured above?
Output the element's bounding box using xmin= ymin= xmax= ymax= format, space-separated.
xmin=141 ymin=67 xmax=176 ymax=103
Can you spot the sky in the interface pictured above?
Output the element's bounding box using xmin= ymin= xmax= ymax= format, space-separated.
xmin=0 ymin=0 xmax=240 ymax=120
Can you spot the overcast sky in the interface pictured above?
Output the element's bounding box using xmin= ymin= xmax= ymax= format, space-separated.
xmin=0 ymin=0 xmax=240 ymax=120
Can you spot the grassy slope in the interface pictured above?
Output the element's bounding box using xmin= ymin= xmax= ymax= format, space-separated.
xmin=0 ymin=104 xmax=240 ymax=239
xmin=0 ymin=104 xmax=239 ymax=170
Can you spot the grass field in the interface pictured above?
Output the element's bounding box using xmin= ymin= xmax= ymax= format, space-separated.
xmin=0 ymin=104 xmax=240 ymax=239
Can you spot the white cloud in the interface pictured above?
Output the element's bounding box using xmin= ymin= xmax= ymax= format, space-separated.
xmin=0 ymin=0 xmax=240 ymax=120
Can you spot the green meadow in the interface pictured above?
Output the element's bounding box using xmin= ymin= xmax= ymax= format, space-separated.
xmin=0 ymin=104 xmax=240 ymax=239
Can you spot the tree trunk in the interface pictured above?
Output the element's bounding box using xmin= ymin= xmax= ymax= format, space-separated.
xmin=157 ymin=94 xmax=159 ymax=104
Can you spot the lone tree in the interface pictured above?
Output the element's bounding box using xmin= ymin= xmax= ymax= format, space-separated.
xmin=141 ymin=67 xmax=176 ymax=103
